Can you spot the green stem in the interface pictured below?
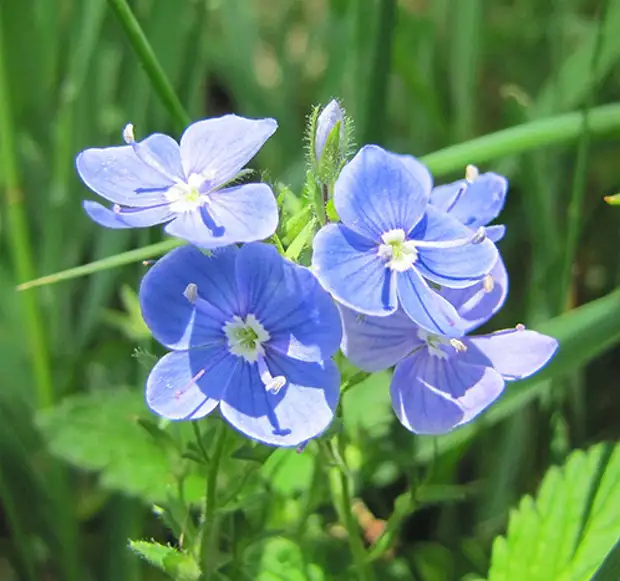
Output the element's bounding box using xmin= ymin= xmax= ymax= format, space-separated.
xmin=17 ymin=238 xmax=184 ymax=291
xmin=421 ymin=102 xmax=620 ymax=176
xmin=557 ymin=0 xmax=609 ymax=311
xmin=200 ymin=422 xmax=228 ymax=580
xmin=0 ymin=11 xmax=54 ymax=409
xmin=324 ymin=438 xmax=374 ymax=581
xmin=107 ymin=0 xmax=191 ymax=131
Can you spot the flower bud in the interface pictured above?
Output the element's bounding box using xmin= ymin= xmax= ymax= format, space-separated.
xmin=314 ymin=99 xmax=345 ymax=164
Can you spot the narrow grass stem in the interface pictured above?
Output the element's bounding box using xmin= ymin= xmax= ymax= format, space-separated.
xmin=107 ymin=0 xmax=191 ymax=131
xmin=0 ymin=12 xmax=54 ymax=409
xmin=557 ymin=0 xmax=610 ymax=311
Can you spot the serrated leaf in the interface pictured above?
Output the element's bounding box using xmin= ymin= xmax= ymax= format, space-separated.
xmin=36 ymin=389 xmax=204 ymax=503
xmin=487 ymin=443 xmax=620 ymax=581
xmin=129 ymin=540 xmax=200 ymax=580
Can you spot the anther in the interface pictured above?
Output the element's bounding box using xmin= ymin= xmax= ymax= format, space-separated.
xmin=113 ymin=203 xmax=121 ymax=214
xmin=449 ymin=339 xmax=467 ymax=352
xmin=257 ymin=356 xmax=287 ymax=394
xmin=465 ymin=164 xmax=479 ymax=183
xmin=183 ymin=283 xmax=198 ymax=304
xmin=142 ymin=260 xmax=155 ymax=267
xmin=122 ymin=123 xmax=135 ymax=144
xmin=483 ymin=274 xmax=494 ymax=293
xmin=516 ymin=323 xmax=526 ymax=331
xmin=471 ymin=226 xmax=487 ymax=244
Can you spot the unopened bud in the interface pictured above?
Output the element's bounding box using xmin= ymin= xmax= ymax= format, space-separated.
xmin=314 ymin=99 xmax=345 ymax=164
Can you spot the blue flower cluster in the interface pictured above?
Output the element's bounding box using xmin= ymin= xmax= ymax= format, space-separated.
xmin=76 ymin=102 xmax=558 ymax=445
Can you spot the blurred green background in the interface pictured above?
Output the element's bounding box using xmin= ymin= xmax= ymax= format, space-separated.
xmin=1 ymin=0 xmax=620 ymax=579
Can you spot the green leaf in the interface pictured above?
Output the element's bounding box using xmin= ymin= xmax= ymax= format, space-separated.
xmin=129 ymin=540 xmax=200 ymax=580
xmin=284 ymin=217 xmax=317 ymax=262
xmin=245 ymin=537 xmax=325 ymax=581
xmin=487 ymin=442 xmax=620 ymax=581
xmin=36 ymin=389 xmax=204 ymax=504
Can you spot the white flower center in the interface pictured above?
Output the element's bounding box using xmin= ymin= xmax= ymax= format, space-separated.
xmin=417 ymin=328 xmax=467 ymax=359
xmin=377 ymin=229 xmax=418 ymax=272
xmin=223 ymin=314 xmax=271 ymax=363
xmin=165 ymin=173 xmax=209 ymax=214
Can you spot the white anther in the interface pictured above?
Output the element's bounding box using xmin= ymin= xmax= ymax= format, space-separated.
xmin=123 ymin=123 xmax=135 ymax=144
xmin=515 ymin=323 xmax=526 ymax=331
xmin=449 ymin=339 xmax=467 ymax=352
xmin=465 ymin=164 xmax=479 ymax=183
xmin=471 ymin=227 xmax=487 ymax=244
xmin=183 ymin=283 xmax=198 ymax=304
xmin=113 ymin=204 xmax=122 ymax=214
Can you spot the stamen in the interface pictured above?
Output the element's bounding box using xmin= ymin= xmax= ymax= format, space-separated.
xmin=483 ymin=274 xmax=494 ymax=293
xmin=515 ymin=323 xmax=526 ymax=331
xmin=414 ymin=226 xmax=486 ymax=250
xmin=122 ymin=122 xmax=181 ymax=183
xmin=465 ymin=164 xmax=479 ymax=183
xmin=449 ymin=339 xmax=467 ymax=352
xmin=183 ymin=283 xmax=198 ymax=304
xmin=122 ymin=123 xmax=135 ymax=144
xmin=113 ymin=203 xmax=121 ymax=214
xmin=174 ymin=368 xmax=205 ymax=400
xmin=257 ymin=356 xmax=287 ymax=394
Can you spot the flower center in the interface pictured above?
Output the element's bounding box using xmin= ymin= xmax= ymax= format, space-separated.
xmin=417 ymin=328 xmax=466 ymax=359
xmin=222 ymin=314 xmax=287 ymax=394
xmin=165 ymin=173 xmax=208 ymax=214
xmin=223 ymin=314 xmax=270 ymax=362
xmin=377 ymin=229 xmax=418 ymax=272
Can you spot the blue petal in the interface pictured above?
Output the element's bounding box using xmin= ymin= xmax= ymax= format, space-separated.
xmin=414 ymin=206 xmax=499 ymax=288
xmin=146 ymin=347 xmax=235 ymax=420
xmin=220 ymin=355 xmax=340 ymax=447
xmin=397 ymin=267 xmax=465 ymax=337
xmin=234 ymin=244 xmax=342 ymax=361
xmin=439 ymin=255 xmax=509 ymax=333
xmin=462 ymin=328 xmax=558 ymax=381
xmin=76 ymin=134 xmax=183 ymax=206
xmin=312 ymin=224 xmax=397 ymax=317
xmin=339 ymin=305 xmax=422 ymax=372
xmin=139 ymin=245 xmax=240 ymax=350
xmin=390 ymin=349 xmax=504 ymax=434
xmin=179 ymin=115 xmax=277 ymax=187
xmin=206 ymin=183 xmax=278 ymax=244
xmin=486 ymin=224 xmax=506 ymax=243
xmin=393 ymin=153 xmax=434 ymax=197
xmin=430 ymin=172 xmax=507 ymax=229
xmin=83 ymin=200 xmax=173 ymax=229
xmin=334 ymin=145 xmax=430 ymax=241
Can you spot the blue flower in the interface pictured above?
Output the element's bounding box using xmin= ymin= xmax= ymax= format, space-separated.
xmin=139 ymin=243 xmax=342 ymax=447
xmin=311 ymin=145 xmax=499 ymax=338
xmin=76 ymin=115 xmax=279 ymax=249
xmin=338 ymin=265 xmax=558 ymax=435
xmin=428 ymin=163 xmax=508 ymax=243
